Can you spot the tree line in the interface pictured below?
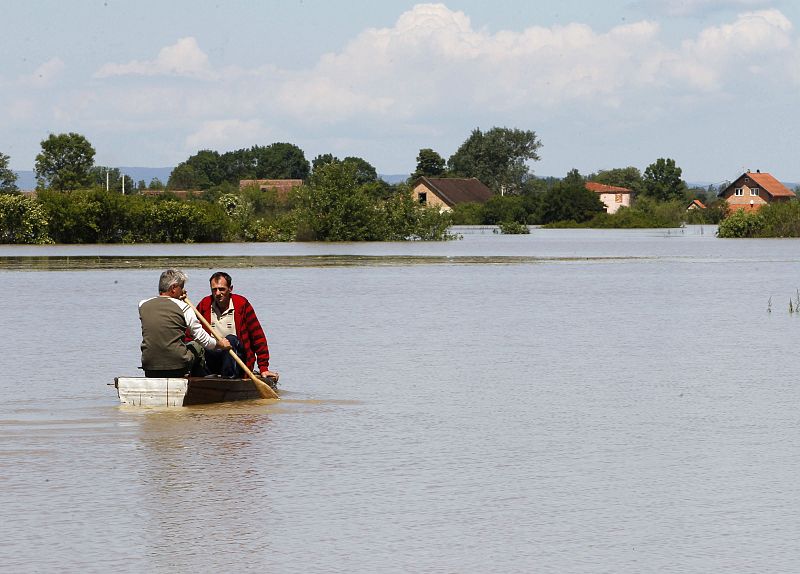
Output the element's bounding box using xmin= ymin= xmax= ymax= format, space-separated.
xmin=0 ymin=127 xmax=737 ymax=243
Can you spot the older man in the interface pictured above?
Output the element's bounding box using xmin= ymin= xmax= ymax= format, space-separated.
xmin=192 ymin=271 xmax=276 ymax=379
xmin=139 ymin=269 xmax=231 ymax=378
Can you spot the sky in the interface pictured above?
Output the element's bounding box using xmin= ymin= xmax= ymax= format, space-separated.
xmin=2 ymin=0 xmax=800 ymax=184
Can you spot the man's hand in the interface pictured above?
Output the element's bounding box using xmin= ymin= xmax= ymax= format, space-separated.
xmin=262 ymin=369 xmax=280 ymax=382
xmin=216 ymin=338 xmax=232 ymax=351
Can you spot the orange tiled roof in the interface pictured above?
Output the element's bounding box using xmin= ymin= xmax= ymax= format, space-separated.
xmin=689 ymin=199 xmax=706 ymax=209
xmin=585 ymin=182 xmax=632 ymax=194
xmin=746 ymin=172 xmax=794 ymax=198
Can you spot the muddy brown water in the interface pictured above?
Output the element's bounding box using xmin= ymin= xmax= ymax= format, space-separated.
xmin=3 ymin=227 xmax=800 ymax=573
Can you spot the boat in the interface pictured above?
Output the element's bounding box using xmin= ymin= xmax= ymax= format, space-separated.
xmin=113 ymin=375 xmax=279 ymax=407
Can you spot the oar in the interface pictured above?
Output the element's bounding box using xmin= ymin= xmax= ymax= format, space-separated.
xmin=183 ymin=295 xmax=279 ymax=400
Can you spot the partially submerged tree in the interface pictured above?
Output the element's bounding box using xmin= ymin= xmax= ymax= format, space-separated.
xmin=541 ymin=177 xmax=605 ymax=224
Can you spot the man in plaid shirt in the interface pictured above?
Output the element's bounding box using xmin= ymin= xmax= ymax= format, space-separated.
xmin=191 ymin=271 xmax=277 ymax=379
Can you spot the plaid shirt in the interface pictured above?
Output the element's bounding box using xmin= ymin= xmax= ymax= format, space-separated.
xmin=193 ymin=293 xmax=270 ymax=373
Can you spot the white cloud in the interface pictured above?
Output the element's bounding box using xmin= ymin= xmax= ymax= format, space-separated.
xmin=666 ymin=9 xmax=793 ymax=89
xmin=94 ymin=37 xmax=214 ymax=79
xmin=11 ymin=4 xmax=800 ymax=176
xmin=264 ymin=3 xmax=799 ymax=123
xmin=19 ymin=58 xmax=65 ymax=87
xmin=185 ymin=119 xmax=268 ymax=151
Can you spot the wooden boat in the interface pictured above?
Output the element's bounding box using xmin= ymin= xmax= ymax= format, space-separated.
xmin=113 ymin=375 xmax=279 ymax=407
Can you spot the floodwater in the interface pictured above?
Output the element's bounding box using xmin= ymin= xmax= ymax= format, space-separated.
xmin=3 ymin=226 xmax=800 ymax=573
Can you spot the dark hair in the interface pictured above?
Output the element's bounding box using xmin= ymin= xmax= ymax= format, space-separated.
xmin=209 ymin=271 xmax=232 ymax=288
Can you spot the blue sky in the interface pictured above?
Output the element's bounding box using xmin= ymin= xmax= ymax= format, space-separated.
xmin=2 ymin=0 xmax=799 ymax=183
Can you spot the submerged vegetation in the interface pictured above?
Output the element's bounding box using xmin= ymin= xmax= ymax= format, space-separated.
xmin=0 ymin=164 xmax=454 ymax=244
xmin=717 ymin=202 xmax=800 ymax=238
xmin=3 ymin=128 xmax=798 ymax=243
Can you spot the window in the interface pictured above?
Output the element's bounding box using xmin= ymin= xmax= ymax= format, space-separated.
xmin=750 ymin=188 xmax=760 ymax=196
xmin=615 ymin=193 xmax=623 ymax=203
xmin=744 ymin=177 xmax=750 ymax=183
xmin=734 ymin=188 xmax=743 ymax=196
xmin=418 ymin=192 xmax=427 ymax=204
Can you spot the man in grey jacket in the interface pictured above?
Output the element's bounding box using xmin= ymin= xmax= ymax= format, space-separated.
xmin=139 ymin=269 xmax=231 ymax=377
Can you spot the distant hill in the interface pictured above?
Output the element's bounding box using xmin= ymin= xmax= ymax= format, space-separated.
xmin=380 ymin=173 xmax=410 ymax=184
xmin=13 ymin=167 xmax=174 ymax=191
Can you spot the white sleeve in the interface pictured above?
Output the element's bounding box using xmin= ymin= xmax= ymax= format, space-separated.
xmin=172 ymin=298 xmax=218 ymax=350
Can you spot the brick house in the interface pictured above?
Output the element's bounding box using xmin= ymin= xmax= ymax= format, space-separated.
xmin=718 ymin=171 xmax=794 ymax=212
xmin=584 ymin=182 xmax=633 ymax=214
xmin=411 ymin=177 xmax=493 ymax=211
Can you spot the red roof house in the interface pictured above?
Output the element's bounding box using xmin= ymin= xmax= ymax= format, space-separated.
xmin=585 ymin=182 xmax=633 ymax=214
xmin=719 ymin=171 xmax=794 ymax=212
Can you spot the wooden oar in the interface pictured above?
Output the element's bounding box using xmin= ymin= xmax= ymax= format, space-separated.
xmin=183 ymin=295 xmax=279 ymax=400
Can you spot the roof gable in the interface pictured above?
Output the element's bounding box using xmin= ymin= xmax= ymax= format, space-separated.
xmin=416 ymin=177 xmax=493 ymax=206
xmin=721 ymin=172 xmax=794 ymax=198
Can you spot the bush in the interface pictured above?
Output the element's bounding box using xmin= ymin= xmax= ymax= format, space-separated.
xmin=717 ymin=208 xmax=765 ymax=238
xmin=294 ymin=163 xmax=453 ymax=241
xmin=0 ymin=194 xmax=52 ymax=243
xmin=497 ymin=221 xmax=530 ymax=234
xmin=450 ymin=202 xmax=484 ymax=225
xmin=758 ymin=201 xmax=800 ymax=237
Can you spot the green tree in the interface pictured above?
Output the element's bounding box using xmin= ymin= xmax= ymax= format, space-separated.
xmin=483 ymin=195 xmax=528 ymax=224
xmin=342 ymin=156 xmax=378 ymax=186
xmin=312 ymin=153 xmax=338 ymax=173
xmin=591 ymin=166 xmax=642 ymax=193
xmin=249 ymin=143 xmax=310 ymax=180
xmin=448 ymin=127 xmax=542 ymax=194
xmin=563 ymin=168 xmax=584 ymax=187
xmin=309 ymin=154 xmax=376 ymax=185
xmin=168 ymin=163 xmax=211 ymax=190
xmin=0 ymin=152 xmax=19 ymax=194
xmin=149 ymin=177 xmax=165 ymax=190
xmin=0 ymin=194 xmax=52 ymax=243
xmin=412 ymin=148 xmax=446 ymax=179
xmin=642 ymin=158 xmax=687 ymax=202
xmin=88 ymin=167 xmax=135 ymax=193
xmin=168 ymin=150 xmax=220 ymax=189
xmin=541 ymin=179 xmax=605 ymax=224
xmin=34 ymin=132 xmax=96 ymax=191
xmin=294 ymin=161 xmax=378 ymax=240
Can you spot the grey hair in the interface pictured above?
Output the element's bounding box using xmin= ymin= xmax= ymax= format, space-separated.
xmin=158 ymin=269 xmax=188 ymax=293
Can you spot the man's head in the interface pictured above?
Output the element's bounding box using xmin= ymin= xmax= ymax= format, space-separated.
xmin=209 ymin=271 xmax=233 ymax=309
xmin=159 ymin=269 xmax=188 ymax=297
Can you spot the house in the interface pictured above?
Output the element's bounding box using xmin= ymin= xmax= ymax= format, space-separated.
xmin=239 ymin=179 xmax=304 ymax=200
xmin=411 ymin=177 xmax=493 ymax=211
xmin=687 ymin=199 xmax=706 ymax=211
xmin=584 ymin=182 xmax=633 ymax=214
xmin=718 ymin=170 xmax=794 ymax=212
